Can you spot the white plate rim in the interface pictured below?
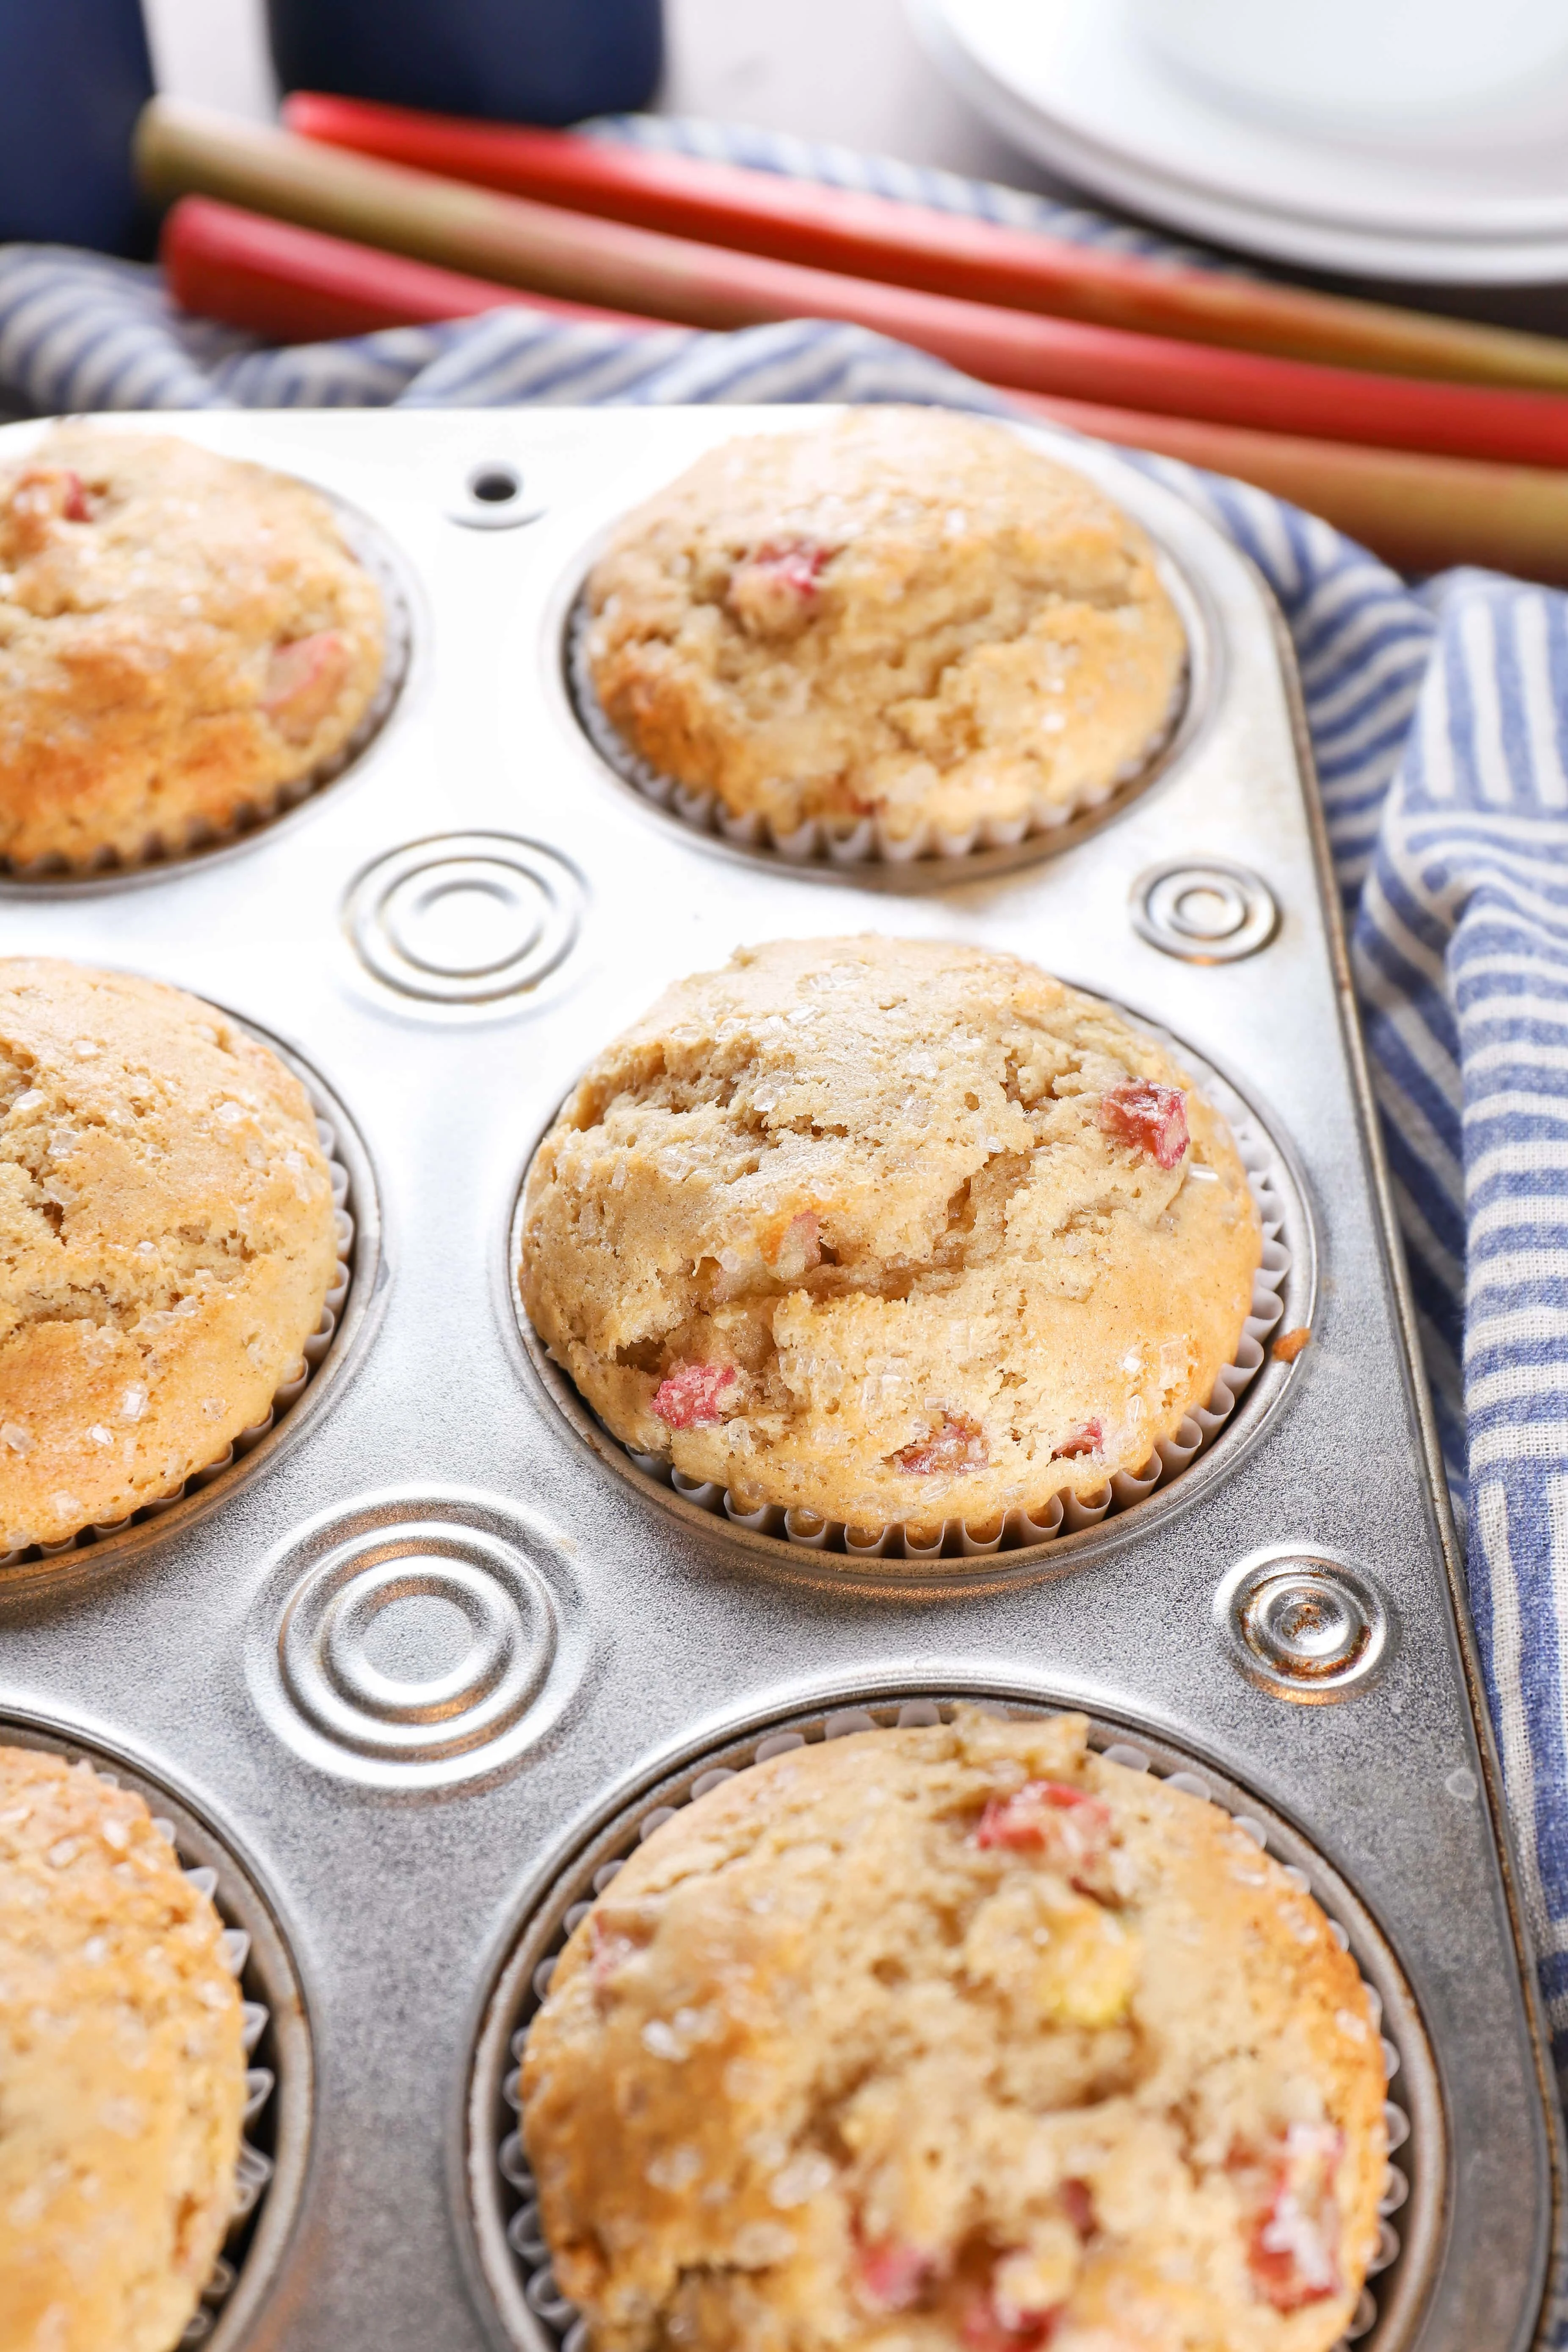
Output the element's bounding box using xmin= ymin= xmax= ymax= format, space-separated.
xmin=911 ymin=0 xmax=1568 ymax=283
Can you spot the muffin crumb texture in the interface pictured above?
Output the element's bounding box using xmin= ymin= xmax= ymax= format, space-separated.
xmin=0 ymin=429 xmax=385 ymax=868
xmin=585 ymin=410 xmax=1186 ymax=843
xmin=0 ymin=958 xmax=341 ymax=1551
xmin=522 ymin=1709 xmax=1387 ymax=2352
xmin=521 ymin=937 xmax=1263 ymax=1537
xmin=0 ymin=1745 xmax=246 ymax=2352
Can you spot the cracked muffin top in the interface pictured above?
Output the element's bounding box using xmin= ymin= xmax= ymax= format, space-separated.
xmin=0 ymin=1745 xmax=246 ymax=2352
xmin=0 ymin=958 xmax=340 ymax=1552
xmin=583 ymin=410 xmax=1186 ymax=845
xmin=519 ymin=936 xmax=1262 ymax=1540
xmin=521 ymin=1706 xmax=1387 ymax=2352
xmin=0 ymin=429 xmax=386 ymax=870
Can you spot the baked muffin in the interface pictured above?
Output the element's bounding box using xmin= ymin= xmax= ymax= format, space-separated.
xmin=583 ymin=410 xmax=1186 ymax=845
xmin=0 ymin=1745 xmax=246 ymax=2352
xmin=522 ymin=1706 xmax=1387 ymax=2352
xmin=520 ymin=937 xmax=1262 ymax=1539
xmin=0 ymin=958 xmax=341 ymax=1552
xmin=0 ymin=428 xmax=386 ymax=869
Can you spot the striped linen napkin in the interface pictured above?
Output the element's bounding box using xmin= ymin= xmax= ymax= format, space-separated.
xmin=0 ymin=117 xmax=1563 ymax=2099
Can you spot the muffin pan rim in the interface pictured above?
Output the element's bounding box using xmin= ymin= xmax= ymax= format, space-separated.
xmin=0 ymin=473 xmax=422 ymax=900
xmin=0 ymin=1699 xmax=315 ymax=2352
xmin=0 ymin=1005 xmax=386 ymax=1599
xmin=460 ymin=1675 xmax=1444 ymax=2352
xmin=549 ymin=450 xmax=1222 ymax=897
xmin=503 ymin=993 xmax=1317 ymax=1595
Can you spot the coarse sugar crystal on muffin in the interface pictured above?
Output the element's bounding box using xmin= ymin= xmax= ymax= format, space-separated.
xmin=0 ymin=1745 xmax=246 ymax=2352
xmin=519 ymin=936 xmax=1263 ymax=1540
xmin=582 ymin=409 xmax=1187 ymax=846
xmin=521 ymin=1706 xmax=1387 ymax=2352
xmin=0 ymin=958 xmax=342 ymax=1552
xmin=0 ymin=428 xmax=386 ymax=870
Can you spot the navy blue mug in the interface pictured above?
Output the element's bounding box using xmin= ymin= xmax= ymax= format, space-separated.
xmin=265 ymin=0 xmax=663 ymax=126
xmin=0 ymin=0 xmax=156 ymax=254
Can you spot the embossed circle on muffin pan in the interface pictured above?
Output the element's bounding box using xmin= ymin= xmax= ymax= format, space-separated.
xmin=506 ymin=1015 xmax=1311 ymax=1591
xmin=1132 ymin=857 xmax=1281 ymax=966
xmin=243 ymin=1485 xmax=591 ymax=1793
xmin=1 ymin=1707 xmax=311 ymax=2352
xmin=0 ymin=490 xmax=416 ymax=896
xmin=0 ymin=1016 xmax=383 ymax=1592
xmin=344 ymin=831 xmax=586 ymax=1010
xmin=464 ymin=1683 xmax=1440 ymax=2352
xmin=560 ymin=531 xmax=1215 ymax=892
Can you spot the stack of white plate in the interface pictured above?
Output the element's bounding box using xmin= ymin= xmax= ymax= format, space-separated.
xmin=910 ymin=0 xmax=1568 ymax=282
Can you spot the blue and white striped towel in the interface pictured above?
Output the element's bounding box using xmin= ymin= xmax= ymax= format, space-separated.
xmin=1 ymin=117 xmax=1563 ymax=2093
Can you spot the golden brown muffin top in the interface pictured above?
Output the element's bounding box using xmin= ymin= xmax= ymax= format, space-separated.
xmin=522 ymin=937 xmax=1262 ymax=1539
xmin=0 ymin=958 xmax=340 ymax=1549
xmin=0 ymin=1745 xmax=247 ymax=2352
xmin=0 ymin=429 xmax=385 ymax=868
xmin=523 ymin=1708 xmax=1386 ymax=2352
xmin=585 ymin=410 xmax=1185 ymax=842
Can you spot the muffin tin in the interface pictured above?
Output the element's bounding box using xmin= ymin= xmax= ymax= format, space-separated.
xmin=0 ymin=406 xmax=1559 ymax=2352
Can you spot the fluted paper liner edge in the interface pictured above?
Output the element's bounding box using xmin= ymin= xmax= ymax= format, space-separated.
xmin=568 ymin=596 xmax=1187 ymax=872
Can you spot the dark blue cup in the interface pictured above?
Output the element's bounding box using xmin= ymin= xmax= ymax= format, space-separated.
xmin=0 ymin=0 xmax=156 ymax=254
xmin=265 ymin=0 xmax=663 ymax=127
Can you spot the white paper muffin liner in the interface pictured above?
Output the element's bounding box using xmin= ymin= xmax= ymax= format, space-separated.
xmin=486 ymin=1698 xmax=1418 ymax=2352
xmin=0 ymin=1115 xmax=355 ymax=1569
xmin=146 ymin=1799 xmax=280 ymax=2350
xmin=526 ymin=1111 xmax=1293 ymax=1565
xmin=0 ymin=499 xmax=411 ymax=883
xmin=568 ymin=596 xmax=1187 ymax=870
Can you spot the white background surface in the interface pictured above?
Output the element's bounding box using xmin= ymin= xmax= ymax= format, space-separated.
xmin=139 ymin=0 xmax=1048 ymax=183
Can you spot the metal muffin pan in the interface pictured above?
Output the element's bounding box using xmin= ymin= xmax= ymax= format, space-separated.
xmin=0 ymin=406 xmax=1558 ymax=2352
